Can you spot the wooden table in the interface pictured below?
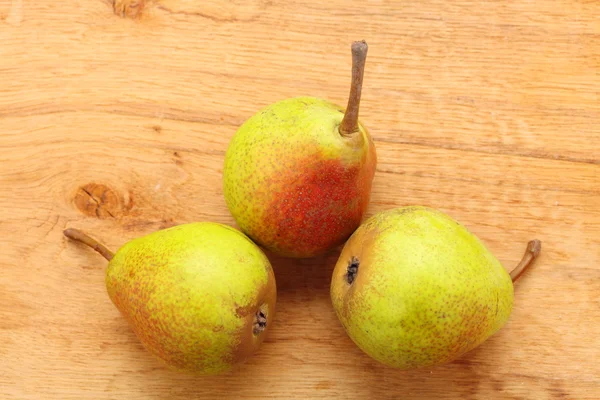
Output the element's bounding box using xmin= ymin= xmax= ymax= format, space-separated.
xmin=1 ymin=1 xmax=598 ymax=399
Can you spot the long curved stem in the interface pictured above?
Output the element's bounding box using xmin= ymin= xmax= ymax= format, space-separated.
xmin=339 ymin=40 xmax=368 ymax=136
xmin=63 ymin=228 xmax=114 ymax=261
xmin=510 ymin=239 xmax=541 ymax=282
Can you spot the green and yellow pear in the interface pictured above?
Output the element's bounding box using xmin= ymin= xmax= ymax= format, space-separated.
xmin=330 ymin=206 xmax=541 ymax=369
xmin=223 ymin=41 xmax=377 ymax=258
xmin=63 ymin=222 xmax=276 ymax=375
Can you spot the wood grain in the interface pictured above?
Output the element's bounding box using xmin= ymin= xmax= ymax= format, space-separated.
xmin=1 ymin=0 xmax=599 ymax=399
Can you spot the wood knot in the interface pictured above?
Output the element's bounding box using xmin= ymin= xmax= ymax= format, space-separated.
xmin=172 ymin=151 xmax=183 ymax=166
xmin=74 ymin=183 xmax=122 ymax=219
xmin=113 ymin=0 xmax=146 ymax=19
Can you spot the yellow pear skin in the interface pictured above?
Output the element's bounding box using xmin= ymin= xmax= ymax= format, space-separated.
xmin=330 ymin=206 xmax=540 ymax=369
xmin=64 ymin=222 xmax=276 ymax=375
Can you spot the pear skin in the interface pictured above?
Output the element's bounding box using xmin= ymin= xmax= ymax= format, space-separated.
xmin=223 ymin=41 xmax=377 ymax=258
xmin=330 ymin=206 xmax=540 ymax=369
xmin=64 ymin=222 xmax=276 ymax=375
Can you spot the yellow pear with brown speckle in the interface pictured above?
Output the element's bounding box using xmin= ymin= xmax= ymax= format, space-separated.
xmin=63 ymin=222 xmax=276 ymax=375
xmin=330 ymin=206 xmax=540 ymax=369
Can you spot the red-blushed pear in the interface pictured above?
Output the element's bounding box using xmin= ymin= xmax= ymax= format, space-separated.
xmin=223 ymin=41 xmax=377 ymax=258
xmin=63 ymin=222 xmax=276 ymax=375
xmin=330 ymin=206 xmax=541 ymax=369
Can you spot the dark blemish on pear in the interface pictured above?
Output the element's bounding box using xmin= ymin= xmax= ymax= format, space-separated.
xmin=253 ymin=310 xmax=267 ymax=335
xmin=495 ymin=293 xmax=499 ymax=316
xmin=346 ymin=256 xmax=360 ymax=284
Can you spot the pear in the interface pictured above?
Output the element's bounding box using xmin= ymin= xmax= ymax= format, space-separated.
xmin=63 ymin=222 xmax=276 ymax=375
xmin=330 ymin=206 xmax=541 ymax=369
xmin=223 ymin=40 xmax=377 ymax=258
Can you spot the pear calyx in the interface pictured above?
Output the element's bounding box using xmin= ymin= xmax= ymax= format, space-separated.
xmin=345 ymin=256 xmax=360 ymax=284
xmin=253 ymin=310 xmax=268 ymax=335
xmin=339 ymin=40 xmax=368 ymax=137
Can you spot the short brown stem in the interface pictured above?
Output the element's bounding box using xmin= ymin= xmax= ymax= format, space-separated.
xmin=510 ymin=239 xmax=542 ymax=282
xmin=63 ymin=228 xmax=114 ymax=261
xmin=339 ymin=40 xmax=368 ymax=136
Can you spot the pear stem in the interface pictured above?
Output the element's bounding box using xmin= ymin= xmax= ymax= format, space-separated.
xmin=339 ymin=40 xmax=368 ymax=136
xmin=510 ymin=239 xmax=541 ymax=283
xmin=63 ymin=228 xmax=114 ymax=261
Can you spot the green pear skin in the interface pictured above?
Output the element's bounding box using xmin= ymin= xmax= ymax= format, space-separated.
xmin=223 ymin=41 xmax=377 ymax=258
xmin=65 ymin=222 xmax=276 ymax=375
xmin=330 ymin=206 xmax=533 ymax=369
